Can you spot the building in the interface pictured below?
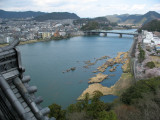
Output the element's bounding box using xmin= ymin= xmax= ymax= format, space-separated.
xmin=0 ymin=40 xmax=55 ymax=120
xmin=41 ymin=32 xmax=51 ymax=39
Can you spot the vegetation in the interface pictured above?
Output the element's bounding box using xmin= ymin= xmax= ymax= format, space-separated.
xmin=49 ymin=76 xmax=160 ymax=120
xmin=0 ymin=9 xmax=45 ymax=19
xmin=139 ymin=19 xmax=160 ymax=32
xmin=49 ymin=104 xmax=66 ymax=120
xmin=145 ymin=61 xmax=155 ymax=69
xmin=138 ymin=44 xmax=145 ymax=63
xmin=118 ymin=77 xmax=160 ymax=120
xmin=74 ymin=17 xmax=117 ymax=31
xmin=106 ymin=11 xmax=160 ymax=25
xmin=49 ymin=91 xmax=117 ymax=120
xmin=81 ymin=21 xmax=99 ymax=31
xmin=34 ymin=12 xmax=80 ymax=21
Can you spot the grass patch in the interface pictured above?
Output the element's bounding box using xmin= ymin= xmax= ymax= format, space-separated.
xmin=150 ymin=56 xmax=160 ymax=67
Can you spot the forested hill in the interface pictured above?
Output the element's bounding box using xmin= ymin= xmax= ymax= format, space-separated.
xmin=0 ymin=9 xmax=45 ymax=19
xmin=74 ymin=17 xmax=117 ymax=30
xmin=33 ymin=12 xmax=80 ymax=21
xmin=140 ymin=19 xmax=160 ymax=32
xmin=0 ymin=10 xmax=80 ymax=21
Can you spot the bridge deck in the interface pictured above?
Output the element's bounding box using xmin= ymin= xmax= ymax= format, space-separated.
xmin=84 ymin=31 xmax=138 ymax=35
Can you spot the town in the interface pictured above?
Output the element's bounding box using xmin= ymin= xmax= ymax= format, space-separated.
xmin=0 ymin=18 xmax=84 ymax=44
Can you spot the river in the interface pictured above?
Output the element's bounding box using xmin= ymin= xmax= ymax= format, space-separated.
xmin=18 ymin=29 xmax=136 ymax=108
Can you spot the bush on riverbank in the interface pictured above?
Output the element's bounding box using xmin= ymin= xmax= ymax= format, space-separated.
xmin=49 ymin=77 xmax=160 ymax=120
xmin=138 ymin=44 xmax=145 ymax=63
xmin=49 ymin=91 xmax=117 ymax=120
xmin=118 ymin=77 xmax=160 ymax=120
xmin=145 ymin=61 xmax=155 ymax=69
xmin=81 ymin=21 xmax=99 ymax=31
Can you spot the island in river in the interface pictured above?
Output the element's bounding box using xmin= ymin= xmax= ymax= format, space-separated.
xmin=16 ymin=29 xmax=136 ymax=108
xmin=77 ymin=51 xmax=134 ymax=100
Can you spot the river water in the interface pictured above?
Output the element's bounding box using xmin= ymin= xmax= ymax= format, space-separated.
xmin=18 ymin=29 xmax=136 ymax=108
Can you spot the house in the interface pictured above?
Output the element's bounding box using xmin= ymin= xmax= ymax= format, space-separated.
xmin=53 ymin=31 xmax=60 ymax=37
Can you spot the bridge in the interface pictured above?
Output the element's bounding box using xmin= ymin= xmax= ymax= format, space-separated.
xmin=84 ymin=30 xmax=138 ymax=38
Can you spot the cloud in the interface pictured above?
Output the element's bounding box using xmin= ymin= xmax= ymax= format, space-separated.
xmin=0 ymin=0 xmax=160 ymax=17
xmin=150 ymin=4 xmax=160 ymax=12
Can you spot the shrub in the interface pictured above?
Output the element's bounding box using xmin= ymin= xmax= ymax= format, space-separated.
xmin=145 ymin=61 xmax=155 ymax=69
xmin=49 ymin=103 xmax=66 ymax=120
xmin=138 ymin=44 xmax=145 ymax=63
xmin=120 ymin=77 xmax=160 ymax=105
xmin=98 ymin=110 xmax=117 ymax=120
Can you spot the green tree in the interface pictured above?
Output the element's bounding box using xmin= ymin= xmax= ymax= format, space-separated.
xmin=141 ymin=19 xmax=160 ymax=32
xmin=67 ymin=104 xmax=78 ymax=113
xmin=138 ymin=44 xmax=145 ymax=63
xmin=86 ymin=91 xmax=105 ymax=118
xmin=120 ymin=77 xmax=160 ymax=105
xmin=91 ymin=90 xmax=103 ymax=103
xmin=145 ymin=61 xmax=155 ymax=69
xmin=81 ymin=93 xmax=89 ymax=110
xmin=98 ymin=110 xmax=117 ymax=120
xmin=49 ymin=103 xmax=66 ymax=120
xmin=81 ymin=21 xmax=99 ymax=31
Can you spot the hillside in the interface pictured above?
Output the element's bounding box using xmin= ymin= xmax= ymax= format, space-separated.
xmin=0 ymin=9 xmax=45 ymax=19
xmin=74 ymin=17 xmax=116 ymax=30
xmin=106 ymin=11 xmax=160 ymax=25
xmin=34 ymin=12 xmax=80 ymax=21
xmin=140 ymin=19 xmax=160 ymax=32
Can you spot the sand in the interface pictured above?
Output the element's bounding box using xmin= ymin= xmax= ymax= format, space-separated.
xmin=88 ymin=73 xmax=108 ymax=83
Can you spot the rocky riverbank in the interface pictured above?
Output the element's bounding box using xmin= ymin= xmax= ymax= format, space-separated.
xmin=77 ymin=52 xmax=134 ymax=100
xmin=88 ymin=73 xmax=108 ymax=83
xmin=77 ymin=72 xmax=133 ymax=100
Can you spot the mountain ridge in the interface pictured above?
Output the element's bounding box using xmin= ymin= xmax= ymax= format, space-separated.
xmin=106 ymin=11 xmax=160 ymax=25
xmin=0 ymin=9 xmax=80 ymax=21
xmin=33 ymin=12 xmax=80 ymax=21
xmin=0 ymin=9 xmax=46 ymax=19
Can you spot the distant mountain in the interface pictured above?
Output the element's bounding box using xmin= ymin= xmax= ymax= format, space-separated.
xmin=34 ymin=12 xmax=80 ymax=21
xmin=106 ymin=11 xmax=160 ymax=25
xmin=0 ymin=9 xmax=46 ymax=19
xmin=0 ymin=10 xmax=80 ymax=21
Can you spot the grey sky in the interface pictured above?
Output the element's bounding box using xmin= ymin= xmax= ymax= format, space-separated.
xmin=0 ymin=0 xmax=160 ymax=17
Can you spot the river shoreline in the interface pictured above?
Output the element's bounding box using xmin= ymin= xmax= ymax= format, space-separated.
xmin=0 ymin=34 xmax=83 ymax=47
xmin=6 ymin=29 xmax=136 ymax=108
xmin=77 ymin=50 xmax=135 ymax=100
xmin=0 ymin=29 xmax=136 ymax=48
xmin=77 ymin=33 xmax=137 ymax=101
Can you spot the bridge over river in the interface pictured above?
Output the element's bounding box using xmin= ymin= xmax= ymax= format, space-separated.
xmin=84 ymin=30 xmax=138 ymax=38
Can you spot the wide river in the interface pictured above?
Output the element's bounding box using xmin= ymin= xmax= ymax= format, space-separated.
xmin=18 ymin=29 xmax=136 ymax=108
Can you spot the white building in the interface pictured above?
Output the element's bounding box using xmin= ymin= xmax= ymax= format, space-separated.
xmin=143 ymin=30 xmax=160 ymax=46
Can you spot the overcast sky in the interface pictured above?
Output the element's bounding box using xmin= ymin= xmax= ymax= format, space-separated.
xmin=0 ymin=0 xmax=160 ymax=18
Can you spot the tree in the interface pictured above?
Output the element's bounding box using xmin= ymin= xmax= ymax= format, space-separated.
xmin=81 ymin=21 xmax=99 ymax=31
xmin=91 ymin=90 xmax=103 ymax=103
xmin=98 ymin=110 xmax=117 ymax=120
xmin=145 ymin=61 xmax=155 ymax=69
xmin=138 ymin=44 xmax=145 ymax=63
xmin=86 ymin=91 xmax=105 ymax=118
xmin=49 ymin=103 xmax=66 ymax=120
xmin=141 ymin=19 xmax=160 ymax=32
xmin=81 ymin=93 xmax=89 ymax=110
